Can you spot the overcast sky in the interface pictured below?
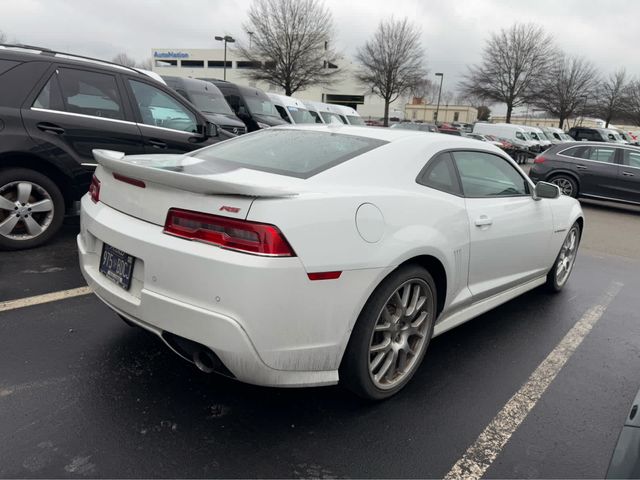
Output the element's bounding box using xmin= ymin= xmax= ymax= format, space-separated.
xmin=1 ymin=0 xmax=636 ymax=114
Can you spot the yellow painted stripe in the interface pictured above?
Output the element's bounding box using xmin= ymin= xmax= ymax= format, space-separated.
xmin=0 ymin=286 xmax=93 ymax=313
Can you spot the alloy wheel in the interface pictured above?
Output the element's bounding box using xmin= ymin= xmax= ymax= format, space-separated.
xmin=556 ymin=226 xmax=579 ymax=287
xmin=368 ymin=279 xmax=433 ymax=390
xmin=551 ymin=177 xmax=574 ymax=196
xmin=0 ymin=181 xmax=55 ymax=241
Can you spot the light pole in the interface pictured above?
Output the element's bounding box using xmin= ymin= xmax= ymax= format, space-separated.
xmin=214 ymin=35 xmax=235 ymax=81
xmin=434 ymin=72 xmax=444 ymax=126
xmin=247 ymin=31 xmax=254 ymax=49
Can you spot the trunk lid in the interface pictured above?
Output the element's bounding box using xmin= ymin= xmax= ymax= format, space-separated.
xmin=92 ymin=149 xmax=299 ymax=226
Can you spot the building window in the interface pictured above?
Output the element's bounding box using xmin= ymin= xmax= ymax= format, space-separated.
xmin=181 ymin=60 xmax=204 ymax=68
xmin=155 ymin=60 xmax=177 ymax=67
xmin=236 ymin=61 xmax=261 ymax=69
xmin=454 ymin=112 xmax=460 ymax=122
xmin=207 ymin=60 xmax=232 ymax=68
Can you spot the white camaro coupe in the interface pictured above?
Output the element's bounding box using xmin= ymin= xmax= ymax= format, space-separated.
xmin=78 ymin=125 xmax=583 ymax=400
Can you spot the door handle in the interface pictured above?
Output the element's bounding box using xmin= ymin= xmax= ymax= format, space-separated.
xmin=148 ymin=139 xmax=168 ymax=149
xmin=36 ymin=122 xmax=65 ymax=135
xmin=575 ymin=165 xmax=588 ymax=170
xmin=622 ymin=171 xmax=635 ymax=177
xmin=474 ymin=216 xmax=493 ymax=227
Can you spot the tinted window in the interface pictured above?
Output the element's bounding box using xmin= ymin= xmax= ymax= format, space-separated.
xmin=320 ymin=111 xmax=345 ymax=124
xmin=33 ymin=75 xmax=64 ymax=110
xmin=308 ymin=110 xmax=323 ymax=124
xmin=192 ymin=130 xmax=387 ymax=179
xmin=623 ymin=150 xmax=640 ymax=168
xmin=0 ymin=59 xmax=20 ymax=76
xmin=560 ymin=146 xmax=588 ymax=158
xmin=587 ymin=146 xmax=616 ymax=163
xmin=57 ymin=68 xmax=124 ymax=120
xmin=129 ymin=80 xmax=197 ymax=133
xmin=453 ymin=151 xmax=529 ymax=197
xmin=183 ymin=87 xmax=234 ymax=115
xmin=274 ymin=105 xmax=290 ymax=122
xmin=418 ymin=153 xmax=460 ymax=195
xmin=287 ymin=106 xmax=315 ymax=124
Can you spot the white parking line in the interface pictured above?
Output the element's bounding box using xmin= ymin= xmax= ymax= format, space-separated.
xmin=0 ymin=287 xmax=93 ymax=313
xmin=444 ymin=281 xmax=624 ymax=480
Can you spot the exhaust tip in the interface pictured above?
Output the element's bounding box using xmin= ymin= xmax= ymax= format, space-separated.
xmin=193 ymin=349 xmax=217 ymax=374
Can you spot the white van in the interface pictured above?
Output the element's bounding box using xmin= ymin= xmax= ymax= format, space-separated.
xmin=326 ymin=104 xmax=365 ymax=126
xmin=540 ymin=126 xmax=574 ymax=144
xmin=303 ymin=100 xmax=345 ymax=125
xmin=473 ymin=123 xmax=539 ymax=151
xmin=267 ymin=93 xmax=316 ymax=124
xmin=522 ymin=126 xmax=551 ymax=149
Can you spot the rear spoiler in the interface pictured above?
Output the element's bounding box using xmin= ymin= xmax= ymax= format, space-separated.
xmin=92 ymin=149 xmax=297 ymax=197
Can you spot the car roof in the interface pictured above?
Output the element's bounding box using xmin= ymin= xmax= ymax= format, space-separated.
xmin=267 ymin=92 xmax=307 ymax=109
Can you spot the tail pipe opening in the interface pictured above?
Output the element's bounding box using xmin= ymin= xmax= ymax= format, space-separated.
xmin=161 ymin=331 xmax=235 ymax=378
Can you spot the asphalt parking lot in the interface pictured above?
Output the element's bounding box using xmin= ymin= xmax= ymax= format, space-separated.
xmin=1 ymin=199 xmax=639 ymax=479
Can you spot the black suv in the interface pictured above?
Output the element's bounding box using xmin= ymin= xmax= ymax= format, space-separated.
xmin=0 ymin=45 xmax=225 ymax=250
xmin=568 ymin=127 xmax=622 ymax=143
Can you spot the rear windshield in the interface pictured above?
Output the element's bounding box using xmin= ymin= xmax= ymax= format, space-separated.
xmin=191 ymin=129 xmax=388 ymax=178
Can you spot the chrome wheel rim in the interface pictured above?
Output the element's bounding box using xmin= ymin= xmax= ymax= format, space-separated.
xmin=551 ymin=178 xmax=573 ymax=196
xmin=556 ymin=227 xmax=579 ymax=286
xmin=0 ymin=181 xmax=55 ymax=241
xmin=368 ymin=279 xmax=433 ymax=390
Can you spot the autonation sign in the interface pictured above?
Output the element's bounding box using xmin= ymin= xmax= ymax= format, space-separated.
xmin=154 ymin=51 xmax=190 ymax=59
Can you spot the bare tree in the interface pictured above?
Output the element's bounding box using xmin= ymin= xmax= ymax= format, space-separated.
xmin=137 ymin=58 xmax=153 ymax=70
xmin=410 ymin=78 xmax=437 ymax=104
xmin=237 ymin=0 xmax=339 ymax=96
xmin=594 ymin=68 xmax=627 ymax=127
xmin=622 ymin=80 xmax=640 ymax=126
xmin=356 ymin=18 xmax=428 ymax=126
xmin=459 ymin=23 xmax=555 ymax=123
xmin=531 ymin=54 xmax=599 ymax=129
xmin=112 ymin=52 xmax=137 ymax=67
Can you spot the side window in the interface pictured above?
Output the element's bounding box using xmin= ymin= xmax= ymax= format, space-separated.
xmin=32 ymin=74 xmax=64 ymax=110
xmin=560 ymin=146 xmax=589 ymax=158
xmin=623 ymin=150 xmax=640 ymax=168
xmin=57 ymin=68 xmax=124 ymax=120
xmin=308 ymin=110 xmax=323 ymax=124
xmin=516 ymin=132 xmax=525 ymax=140
xmin=417 ymin=153 xmax=461 ymax=196
xmin=452 ymin=151 xmax=529 ymax=197
xmin=274 ymin=105 xmax=290 ymax=123
xmin=588 ymin=147 xmax=616 ymax=163
xmin=129 ymin=80 xmax=197 ymax=133
xmin=225 ymin=94 xmax=241 ymax=114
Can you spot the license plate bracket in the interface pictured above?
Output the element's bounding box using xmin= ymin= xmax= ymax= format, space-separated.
xmin=99 ymin=243 xmax=136 ymax=291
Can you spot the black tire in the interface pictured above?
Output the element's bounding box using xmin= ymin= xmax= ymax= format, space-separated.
xmin=0 ymin=168 xmax=65 ymax=250
xmin=549 ymin=174 xmax=579 ymax=198
xmin=545 ymin=222 xmax=582 ymax=292
xmin=340 ymin=265 xmax=437 ymax=401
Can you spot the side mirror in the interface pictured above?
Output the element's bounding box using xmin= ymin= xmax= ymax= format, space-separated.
xmin=534 ymin=181 xmax=560 ymax=200
xmin=204 ymin=121 xmax=218 ymax=138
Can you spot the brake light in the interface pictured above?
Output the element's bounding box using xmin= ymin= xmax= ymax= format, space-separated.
xmin=163 ymin=208 xmax=295 ymax=257
xmin=113 ymin=172 xmax=146 ymax=188
xmin=534 ymin=155 xmax=546 ymax=164
xmin=89 ymin=175 xmax=101 ymax=203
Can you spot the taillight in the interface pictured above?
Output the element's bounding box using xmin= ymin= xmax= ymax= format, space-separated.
xmin=89 ymin=175 xmax=101 ymax=203
xmin=163 ymin=208 xmax=295 ymax=257
xmin=307 ymin=271 xmax=342 ymax=281
xmin=534 ymin=155 xmax=546 ymax=164
xmin=113 ymin=172 xmax=146 ymax=188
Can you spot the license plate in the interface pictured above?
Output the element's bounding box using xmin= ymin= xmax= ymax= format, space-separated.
xmin=99 ymin=243 xmax=136 ymax=290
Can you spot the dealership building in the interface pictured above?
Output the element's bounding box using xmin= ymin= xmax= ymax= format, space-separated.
xmin=150 ymin=48 xmax=407 ymax=119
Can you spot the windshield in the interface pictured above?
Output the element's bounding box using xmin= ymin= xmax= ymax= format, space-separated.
xmin=347 ymin=115 xmax=365 ymax=126
xmin=242 ymin=90 xmax=280 ymax=117
xmin=191 ymin=130 xmax=388 ymax=179
xmin=529 ymin=132 xmax=540 ymax=141
xmin=286 ymin=106 xmax=316 ymax=124
xmin=186 ymin=89 xmax=234 ymax=115
xmin=320 ymin=111 xmax=345 ymax=124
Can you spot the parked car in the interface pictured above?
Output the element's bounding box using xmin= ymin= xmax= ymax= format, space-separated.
xmin=326 ymin=104 xmax=366 ymax=126
xmin=529 ymin=142 xmax=640 ymax=204
xmin=0 ymin=44 xmax=225 ymax=250
xmin=303 ymin=100 xmax=345 ymax=125
xmin=79 ymin=126 xmax=583 ymax=400
xmin=541 ymin=126 xmax=574 ymax=144
xmin=567 ymin=126 xmax=625 ymax=143
xmin=522 ymin=126 xmax=552 ymax=149
xmin=266 ymin=93 xmax=316 ymax=124
xmin=390 ymin=122 xmax=439 ymax=133
xmin=610 ymin=128 xmax=634 ymax=145
xmin=163 ymin=76 xmax=246 ymax=135
xmin=473 ymin=123 xmax=540 ymax=152
xmin=466 ymin=133 xmax=506 ymax=148
xmin=438 ymin=128 xmax=464 ymax=136
xmin=606 ymin=387 xmax=640 ymax=478
xmin=207 ymin=80 xmax=287 ymax=132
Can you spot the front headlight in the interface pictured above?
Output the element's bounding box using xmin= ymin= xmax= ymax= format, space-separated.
xmin=257 ymin=122 xmax=271 ymax=129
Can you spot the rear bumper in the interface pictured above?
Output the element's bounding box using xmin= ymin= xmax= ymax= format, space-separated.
xmin=78 ymin=195 xmax=387 ymax=387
